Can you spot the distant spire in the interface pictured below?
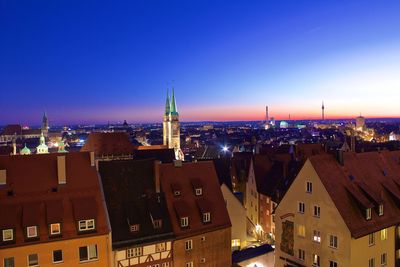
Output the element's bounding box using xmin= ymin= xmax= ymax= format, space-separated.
xmin=165 ymin=89 xmax=171 ymax=115
xmin=170 ymin=87 xmax=178 ymax=116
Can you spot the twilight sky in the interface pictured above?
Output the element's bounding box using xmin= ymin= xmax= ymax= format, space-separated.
xmin=1 ymin=1 xmax=400 ymax=125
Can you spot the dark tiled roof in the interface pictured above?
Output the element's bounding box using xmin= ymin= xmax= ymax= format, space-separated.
xmin=159 ymin=161 xmax=231 ymax=238
xmin=310 ymin=151 xmax=400 ymax=238
xmin=98 ymin=159 xmax=174 ymax=249
xmin=134 ymin=148 xmax=175 ymax=163
xmin=81 ymin=132 xmax=135 ymax=157
xmin=0 ymin=152 xmax=110 ymax=248
xmin=232 ymin=152 xmax=253 ymax=182
xmin=194 ymin=145 xmax=221 ymax=159
xmin=1 ymin=125 xmax=22 ymax=136
xmin=232 ymin=244 xmax=274 ymax=263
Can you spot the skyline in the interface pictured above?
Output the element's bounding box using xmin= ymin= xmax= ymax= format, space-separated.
xmin=1 ymin=1 xmax=400 ymax=124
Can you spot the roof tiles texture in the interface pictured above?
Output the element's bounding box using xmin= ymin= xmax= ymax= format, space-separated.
xmin=81 ymin=132 xmax=135 ymax=157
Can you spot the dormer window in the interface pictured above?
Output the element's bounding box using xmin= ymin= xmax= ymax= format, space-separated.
xmin=203 ymin=212 xmax=211 ymax=223
xmin=153 ymin=219 xmax=162 ymax=229
xmin=366 ymin=208 xmax=372 ymax=220
xmin=26 ymin=226 xmax=38 ymax=238
xmin=191 ymin=178 xmax=203 ymax=196
xmin=174 ymin=190 xmax=181 ymax=196
xmin=78 ymin=219 xmax=95 ymax=232
xmin=181 ymin=217 xmax=189 ymax=227
xmin=130 ymin=224 xmax=140 ymax=232
xmin=195 ymin=188 xmax=203 ymax=196
xmin=50 ymin=223 xmax=61 ymax=235
xmin=2 ymin=229 xmax=13 ymax=242
xmin=379 ymin=204 xmax=384 ymax=216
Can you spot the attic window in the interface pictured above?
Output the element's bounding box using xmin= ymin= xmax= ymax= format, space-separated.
xmin=366 ymin=208 xmax=372 ymax=220
xmin=26 ymin=226 xmax=38 ymax=238
xmin=181 ymin=217 xmax=189 ymax=227
xmin=174 ymin=190 xmax=181 ymax=196
xmin=2 ymin=229 xmax=13 ymax=242
xmin=203 ymin=212 xmax=211 ymax=223
xmin=195 ymin=188 xmax=203 ymax=196
xmin=130 ymin=224 xmax=140 ymax=232
xmin=379 ymin=204 xmax=384 ymax=216
xmin=153 ymin=219 xmax=162 ymax=229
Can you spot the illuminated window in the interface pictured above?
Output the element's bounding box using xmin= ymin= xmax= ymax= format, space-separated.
xmin=4 ymin=257 xmax=14 ymax=267
xmin=50 ymin=223 xmax=61 ymax=235
xmin=127 ymin=247 xmax=142 ymax=258
xmin=155 ymin=243 xmax=166 ymax=252
xmin=329 ymin=235 xmax=338 ymax=248
xmin=78 ymin=219 xmax=95 ymax=231
xmin=298 ymin=202 xmax=305 ymax=213
xmin=27 ymin=254 xmax=39 ymax=267
xmin=298 ymin=224 xmax=306 ymax=237
xmin=53 ymin=250 xmax=63 ymax=263
xmin=162 ymin=263 xmax=170 ymax=267
xmin=2 ymin=229 xmax=13 ymax=241
xmin=366 ymin=208 xmax=372 ymax=220
xmin=329 ymin=261 xmax=338 ymax=267
xmin=369 ymin=233 xmax=375 ymax=246
xmin=203 ymin=212 xmax=211 ymax=223
xmin=313 ymin=205 xmax=321 ymax=217
xmin=379 ymin=204 xmax=384 ymax=216
xmin=306 ymin=181 xmax=313 ymax=193
xmin=368 ymin=258 xmax=375 ymax=267
xmin=312 ymin=254 xmax=320 ymax=266
xmin=313 ymin=230 xmax=321 ymax=243
xmin=298 ymin=249 xmax=305 ymax=260
xmin=195 ymin=188 xmax=202 ymax=196
xmin=185 ymin=262 xmax=193 ymax=267
xmin=381 ymin=253 xmax=387 ymax=265
xmin=26 ymin=226 xmax=38 ymax=238
xmin=185 ymin=240 xmax=193 ymax=251
xmin=231 ymin=239 xmax=240 ymax=248
xmin=153 ymin=219 xmax=162 ymax=229
xmin=79 ymin=244 xmax=98 ymax=262
xmin=381 ymin=228 xmax=387 ymax=240
xmin=181 ymin=217 xmax=189 ymax=227
xmin=130 ymin=224 xmax=140 ymax=232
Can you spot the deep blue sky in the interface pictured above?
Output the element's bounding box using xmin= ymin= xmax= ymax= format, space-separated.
xmin=1 ymin=1 xmax=400 ymax=125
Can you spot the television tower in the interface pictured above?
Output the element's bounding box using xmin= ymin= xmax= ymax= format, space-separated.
xmin=322 ymin=101 xmax=325 ymax=120
xmin=265 ymin=106 xmax=269 ymax=122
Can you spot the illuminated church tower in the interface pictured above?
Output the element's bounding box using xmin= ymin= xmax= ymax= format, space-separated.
xmin=163 ymin=88 xmax=183 ymax=160
xmin=42 ymin=111 xmax=49 ymax=136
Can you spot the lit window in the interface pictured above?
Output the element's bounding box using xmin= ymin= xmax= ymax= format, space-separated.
xmin=53 ymin=250 xmax=63 ymax=263
xmin=27 ymin=226 xmax=38 ymax=238
xmin=313 ymin=230 xmax=321 ymax=243
xmin=379 ymin=204 xmax=384 ymax=216
xmin=306 ymin=181 xmax=313 ymax=193
xmin=127 ymin=247 xmax=142 ymax=258
xmin=369 ymin=258 xmax=375 ymax=267
xmin=155 ymin=243 xmax=166 ymax=252
xmin=381 ymin=228 xmax=388 ymax=240
xmin=162 ymin=263 xmax=170 ymax=267
xmin=185 ymin=240 xmax=193 ymax=251
xmin=181 ymin=217 xmax=189 ymax=227
xmin=28 ymin=254 xmax=39 ymax=267
xmin=195 ymin=188 xmax=202 ymax=196
xmin=381 ymin=253 xmax=387 ymax=266
xmin=4 ymin=257 xmax=14 ymax=267
xmin=313 ymin=205 xmax=321 ymax=217
xmin=298 ymin=224 xmax=306 ymax=237
xmin=298 ymin=202 xmax=305 ymax=213
xmin=369 ymin=233 xmax=375 ymax=246
xmin=329 ymin=260 xmax=338 ymax=267
xmin=203 ymin=212 xmax=211 ymax=223
xmin=78 ymin=219 xmax=95 ymax=231
xmin=79 ymin=244 xmax=98 ymax=262
xmin=2 ymin=229 xmax=13 ymax=241
xmin=130 ymin=224 xmax=140 ymax=232
xmin=50 ymin=223 xmax=61 ymax=235
xmin=312 ymin=254 xmax=320 ymax=266
xmin=231 ymin=239 xmax=240 ymax=248
xmin=153 ymin=219 xmax=162 ymax=229
xmin=366 ymin=208 xmax=372 ymax=220
xmin=186 ymin=262 xmax=193 ymax=267
xmin=298 ymin=249 xmax=305 ymax=260
xmin=329 ymin=235 xmax=338 ymax=248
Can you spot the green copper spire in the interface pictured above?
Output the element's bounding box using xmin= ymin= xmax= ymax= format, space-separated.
xmin=170 ymin=87 xmax=178 ymax=116
xmin=165 ymin=90 xmax=171 ymax=115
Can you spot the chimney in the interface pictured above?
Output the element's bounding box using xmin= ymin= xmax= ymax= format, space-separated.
xmin=90 ymin=151 xmax=95 ymax=167
xmin=0 ymin=170 xmax=6 ymax=185
xmin=154 ymin=160 xmax=161 ymax=193
xmin=57 ymin=156 xmax=66 ymax=184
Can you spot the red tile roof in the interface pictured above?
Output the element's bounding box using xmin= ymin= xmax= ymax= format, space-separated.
xmin=309 ymin=151 xmax=400 ymax=238
xmin=1 ymin=125 xmax=22 ymax=136
xmin=81 ymin=132 xmax=135 ymax=157
xmin=0 ymin=152 xmax=110 ymax=248
xmin=159 ymin=161 xmax=231 ymax=238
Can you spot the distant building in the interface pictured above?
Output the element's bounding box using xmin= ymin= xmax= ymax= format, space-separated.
xmin=163 ymin=89 xmax=183 ymax=160
xmin=356 ymin=115 xmax=366 ymax=131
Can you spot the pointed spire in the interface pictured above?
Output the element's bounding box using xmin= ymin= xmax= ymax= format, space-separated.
xmin=165 ymin=89 xmax=171 ymax=115
xmin=170 ymin=87 xmax=178 ymax=116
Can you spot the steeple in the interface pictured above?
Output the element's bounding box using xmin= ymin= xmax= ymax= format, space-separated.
xmin=170 ymin=88 xmax=178 ymax=116
xmin=165 ymin=90 xmax=171 ymax=116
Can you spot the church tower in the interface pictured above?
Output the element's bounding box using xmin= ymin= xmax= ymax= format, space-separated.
xmin=42 ymin=111 xmax=49 ymax=136
xmin=162 ymin=88 xmax=183 ymax=160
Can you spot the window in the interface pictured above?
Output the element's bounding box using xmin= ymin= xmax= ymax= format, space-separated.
xmin=313 ymin=230 xmax=321 ymax=243
xmin=369 ymin=258 xmax=375 ymax=267
xmin=78 ymin=219 xmax=95 ymax=231
xmin=186 ymin=262 xmax=193 ymax=267
xmin=50 ymin=223 xmax=61 ymax=235
xmin=312 ymin=254 xmax=320 ymax=266
xmin=369 ymin=233 xmax=375 ymax=246
xmin=156 ymin=243 xmax=166 ymax=252
xmin=127 ymin=247 xmax=142 ymax=258
xmin=379 ymin=204 xmax=384 ymax=216
xmin=53 ymin=250 xmax=63 ymax=263
xmin=27 ymin=226 xmax=38 ymax=238
xmin=174 ymin=190 xmax=181 ymax=196
xmin=201 ymin=236 xmax=206 ymax=242
xmin=181 ymin=217 xmax=189 ymax=227
xmin=203 ymin=212 xmax=211 ymax=223
xmin=297 ymin=224 xmax=306 ymax=237
xmin=28 ymin=254 xmax=39 ymax=267
xmin=3 ymin=257 xmax=14 ymax=267
xmin=329 ymin=235 xmax=338 ymax=248
xmin=130 ymin=224 xmax=140 ymax=232
xmin=366 ymin=208 xmax=372 ymax=220
xmin=162 ymin=263 xmax=170 ymax=267
xmin=298 ymin=249 xmax=305 ymax=260
xmin=306 ymin=181 xmax=313 ymax=193
xmin=298 ymin=202 xmax=305 ymax=213
xmin=153 ymin=219 xmax=162 ymax=229
xmin=329 ymin=261 xmax=338 ymax=267
xmin=79 ymin=244 xmax=98 ymax=262
xmin=195 ymin=188 xmax=202 ymax=196
xmin=200 ymin=258 xmax=206 ymax=263
xmin=381 ymin=253 xmax=387 ymax=265
xmin=2 ymin=229 xmax=13 ymax=241
xmin=313 ymin=205 xmax=321 ymax=217
xmin=381 ymin=228 xmax=387 ymax=240
xmin=185 ymin=240 xmax=193 ymax=251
